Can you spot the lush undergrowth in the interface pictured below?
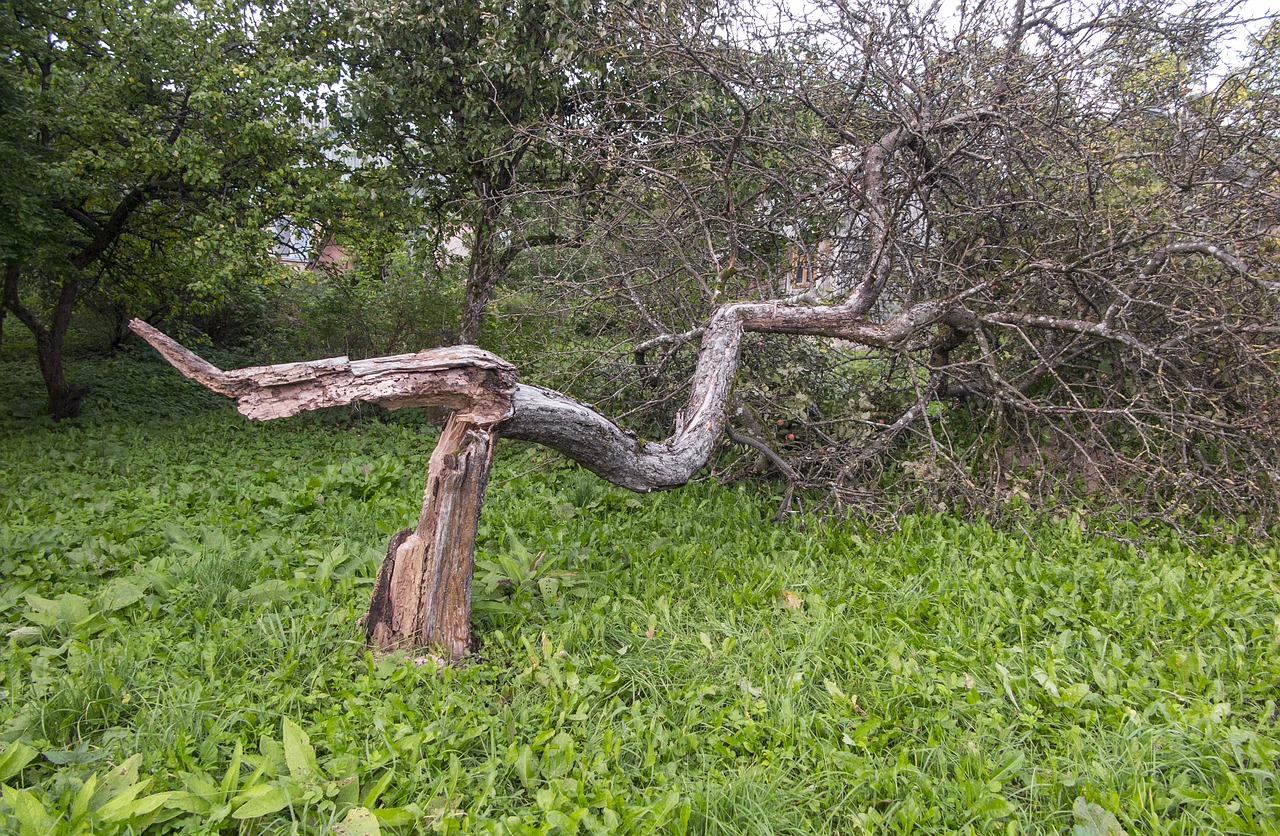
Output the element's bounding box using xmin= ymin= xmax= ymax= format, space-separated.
xmin=1 ymin=350 xmax=1278 ymax=834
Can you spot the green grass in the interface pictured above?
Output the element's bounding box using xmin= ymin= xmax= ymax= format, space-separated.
xmin=1 ymin=350 xmax=1278 ymax=834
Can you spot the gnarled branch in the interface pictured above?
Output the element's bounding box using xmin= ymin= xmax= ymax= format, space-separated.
xmin=128 ymin=319 xmax=518 ymax=424
xmin=133 ymin=288 xmax=969 ymax=494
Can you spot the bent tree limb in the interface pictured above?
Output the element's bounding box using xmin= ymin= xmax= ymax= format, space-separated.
xmin=128 ymin=297 xmax=956 ymax=658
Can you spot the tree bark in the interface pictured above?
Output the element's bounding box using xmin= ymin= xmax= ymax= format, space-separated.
xmin=459 ymin=204 xmax=499 ymax=346
xmin=365 ymin=415 xmax=495 ymax=659
xmin=499 ymin=296 xmax=970 ymax=489
xmin=127 ymin=319 xmax=518 ymax=423
xmin=35 ymin=328 xmax=77 ymax=420
xmin=4 ymin=266 xmax=86 ymax=420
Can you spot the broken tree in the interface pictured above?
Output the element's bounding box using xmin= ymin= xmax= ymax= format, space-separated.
xmin=129 ymin=319 xmax=517 ymax=661
xmin=127 ymin=294 xmax=973 ymax=659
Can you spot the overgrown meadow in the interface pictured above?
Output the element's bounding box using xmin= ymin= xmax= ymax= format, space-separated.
xmin=1 ymin=349 xmax=1278 ymax=834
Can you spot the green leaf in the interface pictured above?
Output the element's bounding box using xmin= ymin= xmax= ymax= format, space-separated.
xmin=89 ymin=753 xmax=142 ymax=811
xmin=333 ymin=806 xmax=382 ymax=836
xmin=1072 ymin=797 xmax=1127 ymax=836
xmin=371 ymin=807 xmax=418 ymax=827
xmin=6 ymin=627 xmax=41 ymax=646
xmin=111 ymin=790 xmax=176 ymax=821
xmin=974 ymin=794 xmax=1015 ymax=818
xmin=322 ymin=773 xmax=355 ymax=804
xmin=70 ymin=772 xmax=99 ymax=822
xmin=498 ymin=553 xmax=526 ymax=585
xmin=990 ymin=751 xmax=1025 ymax=783
xmin=177 ymin=771 xmax=218 ymax=799
xmin=513 ymin=744 xmax=534 ymax=789
xmin=220 ymin=740 xmax=244 ymax=799
xmin=164 ymin=790 xmax=213 ymax=815
xmin=96 ymin=580 xmax=146 ymax=613
xmin=96 ymin=780 xmax=164 ymax=822
xmin=258 ymin=734 xmax=285 ymax=776
xmin=2 ymin=784 xmax=54 ymax=836
xmin=23 ymin=593 xmax=91 ymax=631
xmin=361 ymin=770 xmax=395 ymax=808
xmin=0 ymin=742 xmax=38 ymax=782
xmin=281 ymin=718 xmax=316 ymax=780
xmin=231 ymin=783 xmax=292 ymax=819
xmin=1061 ymin=683 xmax=1091 ymax=705
xmin=1032 ymin=668 xmax=1059 ymax=699
xmin=242 ymin=579 xmax=293 ymax=605
xmin=41 ymin=746 xmax=107 ymax=766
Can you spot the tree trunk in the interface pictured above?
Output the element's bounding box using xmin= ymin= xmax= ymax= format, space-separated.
xmin=35 ymin=330 xmax=77 ymax=420
xmin=40 ymin=276 xmax=85 ymax=421
xmin=4 ymin=266 xmax=86 ymax=420
xmin=364 ymin=414 xmax=496 ymax=660
xmin=459 ymin=206 xmax=499 ymax=345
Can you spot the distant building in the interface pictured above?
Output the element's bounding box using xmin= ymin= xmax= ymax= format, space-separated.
xmin=269 ymin=220 xmax=352 ymax=272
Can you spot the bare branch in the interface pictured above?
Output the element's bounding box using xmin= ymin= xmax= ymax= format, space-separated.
xmin=128 ymin=319 xmax=518 ymax=424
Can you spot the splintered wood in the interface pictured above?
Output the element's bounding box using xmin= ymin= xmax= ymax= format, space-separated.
xmin=364 ymin=416 xmax=495 ymax=660
xmin=128 ymin=318 xmax=516 ymax=423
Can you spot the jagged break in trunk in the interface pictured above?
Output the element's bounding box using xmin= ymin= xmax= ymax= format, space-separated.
xmin=365 ymin=415 xmax=496 ymax=658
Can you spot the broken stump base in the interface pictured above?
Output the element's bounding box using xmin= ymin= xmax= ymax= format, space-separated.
xmin=363 ymin=415 xmax=496 ymax=662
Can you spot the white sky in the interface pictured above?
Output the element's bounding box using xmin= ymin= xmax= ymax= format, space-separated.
xmin=1223 ymin=0 xmax=1278 ymax=65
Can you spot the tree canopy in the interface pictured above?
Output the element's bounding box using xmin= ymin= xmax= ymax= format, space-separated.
xmin=337 ymin=0 xmax=613 ymax=343
xmin=1 ymin=0 xmax=335 ymax=416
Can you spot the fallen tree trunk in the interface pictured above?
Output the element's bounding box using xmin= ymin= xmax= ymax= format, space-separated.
xmin=128 ymin=298 xmax=958 ymax=658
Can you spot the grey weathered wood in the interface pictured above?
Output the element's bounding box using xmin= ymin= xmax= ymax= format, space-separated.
xmin=128 ymin=319 xmax=517 ymax=423
xmin=498 ymin=297 xmax=963 ymax=490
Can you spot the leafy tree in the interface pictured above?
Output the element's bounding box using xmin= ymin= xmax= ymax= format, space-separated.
xmin=261 ymin=180 xmax=468 ymax=360
xmin=339 ymin=0 xmax=612 ymax=344
xmin=0 ymin=0 xmax=47 ymax=356
xmin=1 ymin=0 xmax=335 ymax=418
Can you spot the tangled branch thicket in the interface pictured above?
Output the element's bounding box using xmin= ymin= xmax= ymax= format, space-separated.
xmin=489 ymin=0 xmax=1280 ymax=524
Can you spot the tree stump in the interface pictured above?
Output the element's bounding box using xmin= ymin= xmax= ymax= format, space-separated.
xmin=364 ymin=415 xmax=496 ymax=660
